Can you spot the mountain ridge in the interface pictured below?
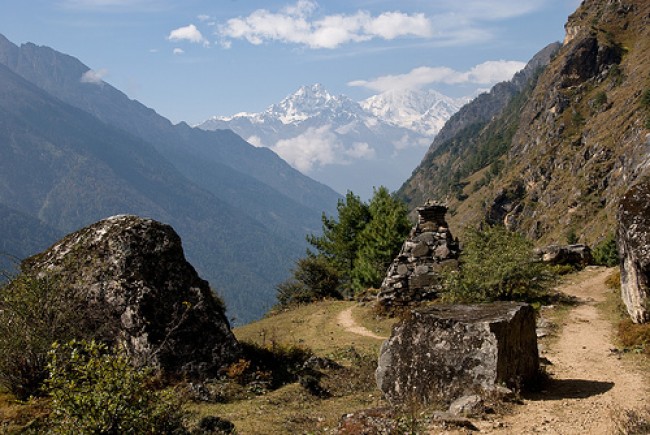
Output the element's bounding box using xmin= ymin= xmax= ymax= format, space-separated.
xmin=0 ymin=34 xmax=343 ymax=323
xmin=399 ymin=0 xmax=650 ymax=245
xmin=198 ymin=83 xmax=465 ymax=198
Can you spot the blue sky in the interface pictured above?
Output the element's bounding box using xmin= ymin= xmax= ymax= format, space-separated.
xmin=0 ymin=0 xmax=580 ymax=125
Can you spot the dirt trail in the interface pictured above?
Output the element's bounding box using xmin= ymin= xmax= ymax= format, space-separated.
xmin=337 ymin=306 xmax=387 ymax=340
xmin=475 ymin=267 xmax=648 ymax=434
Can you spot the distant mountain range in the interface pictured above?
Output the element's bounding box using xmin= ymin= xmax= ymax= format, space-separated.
xmin=0 ymin=34 xmax=341 ymax=323
xmin=198 ymin=84 xmax=465 ymax=198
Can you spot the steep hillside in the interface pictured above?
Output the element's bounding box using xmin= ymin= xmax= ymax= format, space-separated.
xmin=400 ymin=0 xmax=650 ymax=245
xmin=0 ymin=202 xmax=61 ymax=274
xmin=399 ymin=42 xmax=561 ymax=210
xmin=0 ymin=62 xmax=300 ymax=323
xmin=0 ymin=34 xmax=340 ymax=243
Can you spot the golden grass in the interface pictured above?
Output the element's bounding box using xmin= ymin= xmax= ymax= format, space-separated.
xmin=235 ymin=300 xmax=393 ymax=357
xmin=185 ymin=300 xmax=399 ymax=433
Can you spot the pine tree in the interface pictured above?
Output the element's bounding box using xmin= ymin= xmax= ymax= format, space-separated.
xmin=352 ymin=187 xmax=411 ymax=293
xmin=307 ymin=191 xmax=371 ymax=291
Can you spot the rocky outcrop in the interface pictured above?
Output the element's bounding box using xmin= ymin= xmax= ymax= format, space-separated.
xmin=398 ymin=0 xmax=650 ymax=246
xmin=21 ymin=215 xmax=241 ymax=376
xmin=377 ymin=201 xmax=459 ymax=308
xmin=376 ymin=302 xmax=539 ymax=405
xmin=533 ymin=244 xmax=593 ymax=267
xmin=617 ymin=181 xmax=650 ymax=323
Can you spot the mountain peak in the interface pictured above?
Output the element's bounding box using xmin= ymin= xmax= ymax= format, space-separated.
xmin=269 ymin=83 xmax=359 ymax=124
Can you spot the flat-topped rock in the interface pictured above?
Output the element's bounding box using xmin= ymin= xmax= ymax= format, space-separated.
xmin=376 ymin=302 xmax=539 ymax=405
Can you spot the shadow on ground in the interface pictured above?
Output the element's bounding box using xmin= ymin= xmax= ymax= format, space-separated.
xmin=524 ymin=379 xmax=614 ymax=401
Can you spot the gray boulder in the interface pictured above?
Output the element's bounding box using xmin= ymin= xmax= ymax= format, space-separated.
xmin=533 ymin=244 xmax=592 ymax=267
xmin=21 ymin=215 xmax=241 ymax=377
xmin=617 ymin=180 xmax=650 ymax=323
xmin=376 ymin=302 xmax=538 ymax=406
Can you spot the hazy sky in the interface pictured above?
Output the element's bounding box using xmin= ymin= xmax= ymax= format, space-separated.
xmin=0 ymin=0 xmax=580 ymax=125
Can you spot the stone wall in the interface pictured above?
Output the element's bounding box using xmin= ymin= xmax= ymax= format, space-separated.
xmin=377 ymin=201 xmax=460 ymax=308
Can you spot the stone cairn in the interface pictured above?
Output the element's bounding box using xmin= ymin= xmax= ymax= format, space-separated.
xmin=377 ymin=200 xmax=460 ymax=308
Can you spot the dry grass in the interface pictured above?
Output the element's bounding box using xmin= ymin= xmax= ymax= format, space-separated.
xmin=0 ymin=390 xmax=49 ymax=433
xmin=599 ymin=269 xmax=650 ymax=362
xmin=235 ymin=300 xmax=392 ymax=356
xmin=186 ymin=300 xmax=398 ymax=434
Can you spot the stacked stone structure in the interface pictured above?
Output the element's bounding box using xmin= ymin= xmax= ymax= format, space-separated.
xmin=377 ymin=201 xmax=460 ymax=308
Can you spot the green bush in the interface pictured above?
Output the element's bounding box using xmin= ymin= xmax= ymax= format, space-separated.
xmin=45 ymin=340 xmax=187 ymax=434
xmin=0 ymin=275 xmax=112 ymax=400
xmin=592 ymin=233 xmax=619 ymax=267
xmin=276 ymin=255 xmax=341 ymax=307
xmin=444 ymin=225 xmax=556 ymax=303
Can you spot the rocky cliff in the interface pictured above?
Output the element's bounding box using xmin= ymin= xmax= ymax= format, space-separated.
xmin=400 ymin=0 xmax=650 ymax=245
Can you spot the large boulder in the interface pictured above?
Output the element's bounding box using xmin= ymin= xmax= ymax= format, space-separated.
xmin=376 ymin=302 xmax=539 ymax=406
xmin=20 ymin=215 xmax=241 ymax=377
xmin=617 ymin=180 xmax=650 ymax=323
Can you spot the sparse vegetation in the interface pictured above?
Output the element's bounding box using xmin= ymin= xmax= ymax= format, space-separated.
xmin=593 ymin=233 xmax=619 ymax=267
xmin=617 ymin=320 xmax=650 ymax=355
xmin=0 ymin=275 xmax=112 ymax=400
xmin=444 ymin=224 xmax=556 ymax=303
xmin=45 ymin=339 xmax=187 ymax=434
xmin=615 ymin=407 xmax=650 ymax=434
xmin=592 ymin=91 xmax=608 ymax=110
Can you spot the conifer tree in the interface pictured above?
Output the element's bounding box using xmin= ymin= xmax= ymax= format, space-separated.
xmin=307 ymin=191 xmax=371 ymax=290
xmin=352 ymin=187 xmax=411 ymax=293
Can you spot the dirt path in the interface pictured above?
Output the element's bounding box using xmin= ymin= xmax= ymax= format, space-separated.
xmin=475 ymin=267 xmax=648 ymax=434
xmin=337 ymin=306 xmax=387 ymax=340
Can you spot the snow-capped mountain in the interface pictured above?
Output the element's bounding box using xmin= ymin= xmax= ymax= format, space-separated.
xmin=197 ymin=84 xmax=465 ymax=198
xmin=361 ymin=89 xmax=465 ymax=137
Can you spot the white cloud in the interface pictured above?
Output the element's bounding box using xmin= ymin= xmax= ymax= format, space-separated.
xmin=271 ymin=125 xmax=374 ymax=172
xmin=218 ymin=0 xmax=432 ymax=49
xmin=197 ymin=14 xmax=211 ymax=22
xmin=173 ymin=48 xmax=184 ymax=55
xmin=346 ymin=142 xmax=375 ymax=159
xmin=246 ymin=135 xmax=265 ymax=148
xmin=272 ymin=126 xmax=339 ymax=172
xmin=467 ymin=60 xmax=526 ymax=84
xmin=167 ymin=24 xmax=207 ymax=45
xmin=349 ymin=60 xmax=526 ymax=92
xmin=80 ymin=68 xmax=108 ymax=84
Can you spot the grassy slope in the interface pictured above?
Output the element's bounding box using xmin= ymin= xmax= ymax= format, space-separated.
xmin=191 ymin=301 xmax=398 ymax=434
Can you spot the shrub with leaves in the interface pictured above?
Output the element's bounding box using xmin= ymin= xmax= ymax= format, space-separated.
xmin=592 ymin=233 xmax=619 ymax=267
xmin=0 ymin=275 xmax=112 ymax=400
xmin=276 ymin=255 xmax=341 ymax=307
xmin=444 ymin=225 xmax=555 ymax=303
xmin=45 ymin=339 xmax=187 ymax=434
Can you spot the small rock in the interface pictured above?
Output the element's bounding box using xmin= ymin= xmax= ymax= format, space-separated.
xmin=449 ymin=394 xmax=484 ymax=417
